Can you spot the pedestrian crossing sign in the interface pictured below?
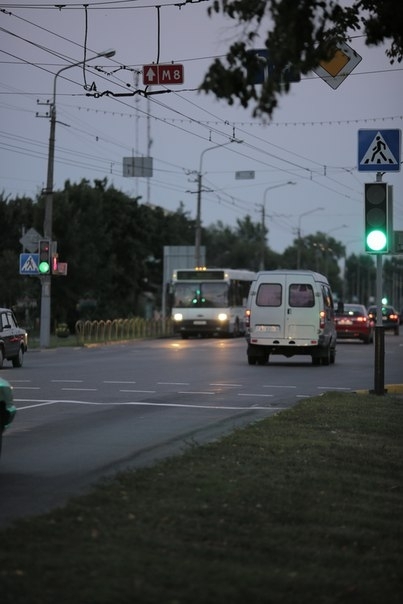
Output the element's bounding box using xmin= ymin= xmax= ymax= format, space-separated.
xmin=358 ymin=129 xmax=401 ymax=172
xmin=20 ymin=253 xmax=39 ymax=274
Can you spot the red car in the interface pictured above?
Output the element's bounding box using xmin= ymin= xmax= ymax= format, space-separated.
xmin=335 ymin=303 xmax=374 ymax=344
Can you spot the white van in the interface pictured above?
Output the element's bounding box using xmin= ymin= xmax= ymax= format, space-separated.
xmin=245 ymin=270 xmax=337 ymax=365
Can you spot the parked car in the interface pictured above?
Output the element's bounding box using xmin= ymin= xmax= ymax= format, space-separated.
xmin=0 ymin=308 xmax=28 ymax=368
xmin=335 ymin=303 xmax=374 ymax=343
xmin=0 ymin=377 xmax=16 ymax=458
xmin=367 ymin=305 xmax=400 ymax=335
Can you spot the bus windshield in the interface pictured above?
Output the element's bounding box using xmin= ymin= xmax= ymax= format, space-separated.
xmin=173 ymin=282 xmax=228 ymax=308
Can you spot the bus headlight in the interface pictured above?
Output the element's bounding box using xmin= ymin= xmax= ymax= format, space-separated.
xmin=218 ymin=313 xmax=228 ymax=322
xmin=173 ymin=313 xmax=183 ymax=322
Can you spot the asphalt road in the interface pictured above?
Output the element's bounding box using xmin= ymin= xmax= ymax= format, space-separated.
xmin=1 ymin=334 xmax=402 ymax=528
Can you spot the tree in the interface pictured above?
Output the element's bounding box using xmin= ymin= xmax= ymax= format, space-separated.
xmin=201 ymin=0 xmax=403 ymax=117
xmin=204 ymin=215 xmax=268 ymax=270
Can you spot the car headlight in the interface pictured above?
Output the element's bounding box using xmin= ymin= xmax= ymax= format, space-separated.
xmin=173 ymin=313 xmax=183 ymax=322
xmin=218 ymin=313 xmax=228 ymax=322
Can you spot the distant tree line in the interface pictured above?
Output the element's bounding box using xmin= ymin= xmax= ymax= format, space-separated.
xmin=1 ymin=179 xmax=401 ymax=332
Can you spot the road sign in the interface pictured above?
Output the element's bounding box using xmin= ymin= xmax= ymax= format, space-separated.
xmin=235 ymin=171 xmax=255 ymax=180
xmin=20 ymin=253 xmax=39 ymax=275
xmin=247 ymin=50 xmax=300 ymax=84
xmin=358 ymin=129 xmax=401 ymax=172
xmin=143 ymin=64 xmax=184 ymax=86
xmin=312 ymin=41 xmax=361 ymax=89
xmin=19 ymin=227 xmax=41 ymax=253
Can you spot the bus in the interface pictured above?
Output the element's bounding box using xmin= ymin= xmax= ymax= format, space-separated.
xmin=170 ymin=268 xmax=256 ymax=339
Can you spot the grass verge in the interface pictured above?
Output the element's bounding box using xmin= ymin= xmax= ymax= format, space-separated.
xmin=1 ymin=392 xmax=402 ymax=603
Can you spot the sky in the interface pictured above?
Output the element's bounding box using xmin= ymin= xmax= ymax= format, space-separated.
xmin=1 ymin=0 xmax=402 ymax=259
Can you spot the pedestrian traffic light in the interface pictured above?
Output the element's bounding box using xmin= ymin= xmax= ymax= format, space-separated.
xmin=364 ymin=182 xmax=389 ymax=253
xmin=38 ymin=239 xmax=51 ymax=274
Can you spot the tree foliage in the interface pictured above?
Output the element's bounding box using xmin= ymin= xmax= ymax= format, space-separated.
xmin=200 ymin=0 xmax=403 ymax=117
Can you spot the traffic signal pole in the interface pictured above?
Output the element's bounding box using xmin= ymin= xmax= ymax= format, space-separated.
xmin=373 ymin=254 xmax=385 ymax=395
xmin=372 ymin=172 xmax=386 ymax=395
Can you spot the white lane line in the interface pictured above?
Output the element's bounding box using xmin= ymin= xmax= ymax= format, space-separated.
xmin=104 ymin=380 xmax=137 ymax=384
xmin=15 ymin=401 xmax=60 ymax=410
xmin=157 ymin=382 xmax=189 ymax=386
xmin=14 ymin=398 xmax=277 ymax=411
xmin=263 ymin=385 xmax=297 ymax=389
xmin=61 ymin=388 xmax=98 ymax=391
xmin=11 ymin=386 xmax=41 ymax=390
xmin=177 ymin=391 xmax=215 ymax=395
xmin=210 ymin=383 xmax=243 ymax=387
xmin=52 ymin=379 xmax=83 ymax=383
xmin=238 ymin=393 xmax=274 ymax=398
xmin=120 ymin=389 xmax=156 ymax=394
xmin=316 ymin=386 xmax=351 ymax=391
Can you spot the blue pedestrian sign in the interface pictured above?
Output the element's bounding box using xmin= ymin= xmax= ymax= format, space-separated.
xmin=358 ymin=129 xmax=401 ymax=172
xmin=20 ymin=253 xmax=39 ymax=275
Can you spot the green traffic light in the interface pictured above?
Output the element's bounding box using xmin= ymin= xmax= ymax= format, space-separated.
xmin=366 ymin=229 xmax=387 ymax=252
xmin=38 ymin=261 xmax=50 ymax=274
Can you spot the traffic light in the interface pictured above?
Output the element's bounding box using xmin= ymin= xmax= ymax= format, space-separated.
xmin=364 ymin=182 xmax=389 ymax=253
xmin=38 ymin=239 xmax=51 ymax=274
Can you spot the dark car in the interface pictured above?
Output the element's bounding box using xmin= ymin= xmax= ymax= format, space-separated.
xmin=335 ymin=303 xmax=374 ymax=343
xmin=0 ymin=308 xmax=28 ymax=368
xmin=367 ymin=305 xmax=400 ymax=336
xmin=0 ymin=377 xmax=16 ymax=458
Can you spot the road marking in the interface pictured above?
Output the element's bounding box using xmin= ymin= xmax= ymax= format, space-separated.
xmin=11 ymin=386 xmax=40 ymax=390
xmin=157 ymin=382 xmax=189 ymax=386
xmin=210 ymin=383 xmax=243 ymax=387
xmin=238 ymin=393 xmax=274 ymax=398
xmin=120 ymin=389 xmax=156 ymax=393
xmin=178 ymin=391 xmax=215 ymax=395
xmin=104 ymin=380 xmax=137 ymax=384
xmin=61 ymin=388 xmax=98 ymax=391
xmin=14 ymin=398 xmax=277 ymax=411
xmin=316 ymin=386 xmax=351 ymax=391
xmin=52 ymin=379 xmax=83 ymax=383
xmin=263 ymin=385 xmax=296 ymax=389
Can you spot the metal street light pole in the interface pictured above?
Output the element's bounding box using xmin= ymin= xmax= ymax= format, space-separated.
xmin=259 ymin=181 xmax=295 ymax=270
xmin=195 ymin=140 xmax=241 ymax=267
xmin=40 ymin=49 xmax=116 ymax=347
xmin=296 ymin=207 xmax=324 ymax=269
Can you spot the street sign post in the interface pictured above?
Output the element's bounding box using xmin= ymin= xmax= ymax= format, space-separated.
xmin=143 ymin=64 xmax=184 ymax=86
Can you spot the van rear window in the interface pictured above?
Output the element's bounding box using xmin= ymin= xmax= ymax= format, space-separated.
xmin=256 ymin=283 xmax=282 ymax=307
xmin=289 ymin=284 xmax=314 ymax=307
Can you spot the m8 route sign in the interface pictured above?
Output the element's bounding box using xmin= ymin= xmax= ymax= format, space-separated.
xmin=143 ymin=64 xmax=184 ymax=86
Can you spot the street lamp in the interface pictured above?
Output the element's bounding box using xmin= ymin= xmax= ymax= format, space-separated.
xmin=296 ymin=207 xmax=324 ymax=269
xmin=259 ymin=181 xmax=295 ymax=270
xmin=194 ymin=139 xmax=241 ymax=267
xmin=40 ymin=49 xmax=116 ymax=347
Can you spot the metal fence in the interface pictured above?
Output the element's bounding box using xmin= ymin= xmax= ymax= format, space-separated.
xmin=75 ymin=317 xmax=175 ymax=345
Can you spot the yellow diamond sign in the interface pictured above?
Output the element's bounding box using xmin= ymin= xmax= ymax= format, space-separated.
xmin=313 ymin=41 xmax=362 ymax=89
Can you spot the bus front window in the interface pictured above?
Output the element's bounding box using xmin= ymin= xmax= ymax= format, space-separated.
xmin=173 ymin=283 xmax=228 ymax=308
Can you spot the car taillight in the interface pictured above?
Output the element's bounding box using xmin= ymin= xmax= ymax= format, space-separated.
xmin=390 ymin=313 xmax=398 ymax=321
xmin=245 ymin=309 xmax=251 ymax=328
xmin=319 ymin=310 xmax=325 ymax=329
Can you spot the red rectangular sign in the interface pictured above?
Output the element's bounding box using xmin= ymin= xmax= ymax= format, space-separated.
xmin=143 ymin=64 xmax=184 ymax=86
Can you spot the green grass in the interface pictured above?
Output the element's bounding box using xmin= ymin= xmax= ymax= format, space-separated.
xmin=1 ymin=392 xmax=402 ymax=603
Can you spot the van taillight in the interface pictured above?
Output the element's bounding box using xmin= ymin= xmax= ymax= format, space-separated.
xmin=319 ymin=310 xmax=325 ymax=329
xmin=245 ymin=309 xmax=251 ymax=328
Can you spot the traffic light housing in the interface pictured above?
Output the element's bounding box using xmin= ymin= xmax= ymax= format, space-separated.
xmin=38 ymin=239 xmax=51 ymax=274
xmin=364 ymin=182 xmax=389 ymax=253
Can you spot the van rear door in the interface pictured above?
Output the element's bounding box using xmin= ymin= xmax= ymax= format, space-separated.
xmin=253 ymin=274 xmax=318 ymax=342
xmin=284 ymin=274 xmax=317 ymax=341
